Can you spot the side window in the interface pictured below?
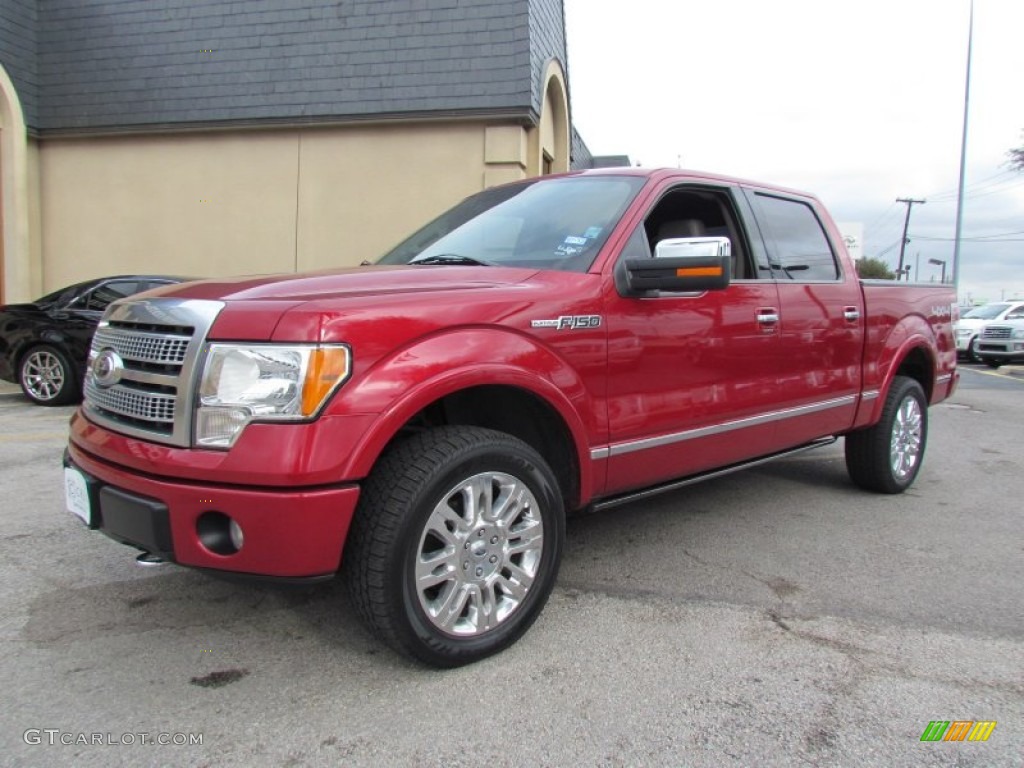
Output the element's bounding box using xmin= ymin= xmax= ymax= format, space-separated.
xmin=636 ymin=186 xmax=761 ymax=280
xmin=84 ymin=281 xmax=139 ymax=312
xmin=754 ymin=194 xmax=839 ymax=281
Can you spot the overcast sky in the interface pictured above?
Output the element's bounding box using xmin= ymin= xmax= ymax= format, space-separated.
xmin=564 ymin=0 xmax=1024 ymax=303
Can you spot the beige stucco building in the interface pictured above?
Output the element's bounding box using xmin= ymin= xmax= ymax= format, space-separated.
xmin=0 ymin=0 xmax=593 ymax=303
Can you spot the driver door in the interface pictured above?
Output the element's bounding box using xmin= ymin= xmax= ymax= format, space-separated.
xmin=600 ymin=182 xmax=783 ymax=495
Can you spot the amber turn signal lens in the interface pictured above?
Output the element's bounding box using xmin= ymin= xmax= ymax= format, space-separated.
xmin=300 ymin=346 xmax=351 ymax=416
xmin=675 ymin=266 xmax=723 ymax=278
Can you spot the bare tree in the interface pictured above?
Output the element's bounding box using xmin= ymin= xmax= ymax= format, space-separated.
xmin=1010 ymin=133 xmax=1024 ymax=171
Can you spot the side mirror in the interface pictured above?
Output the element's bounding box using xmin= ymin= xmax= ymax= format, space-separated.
xmin=623 ymin=237 xmax=732 ymax=294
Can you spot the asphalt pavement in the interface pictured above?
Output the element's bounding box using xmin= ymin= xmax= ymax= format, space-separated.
xmin=0 ymin=366 xmax=1021 ymax=767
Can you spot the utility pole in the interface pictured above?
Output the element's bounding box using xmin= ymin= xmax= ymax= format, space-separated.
xmin=896 ymin=197 xmax=925 ymax=280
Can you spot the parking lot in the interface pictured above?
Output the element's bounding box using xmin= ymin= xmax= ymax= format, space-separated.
xmin=1 ymin=366 xmax=1021 ymax=767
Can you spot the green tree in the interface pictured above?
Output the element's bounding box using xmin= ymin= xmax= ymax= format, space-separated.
xmin=856 ymin=257 xmax=896 ymax=280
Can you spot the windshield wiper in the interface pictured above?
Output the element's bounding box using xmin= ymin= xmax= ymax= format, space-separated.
xmin=409 ymin=254 xmax=496 ymax=267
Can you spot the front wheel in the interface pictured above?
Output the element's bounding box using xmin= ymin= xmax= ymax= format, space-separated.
xmin=983 ymin=358 xmax=1003 ymax=369
xmin=845 ymin=376 xmax=927 ymax=494
xmin=19 ymin=345 xmax=79 ymax=405
xmin=967 ymin=336 xmax=981 ymax=363
xmin=343 ymin=426 xmax=565 ymax=667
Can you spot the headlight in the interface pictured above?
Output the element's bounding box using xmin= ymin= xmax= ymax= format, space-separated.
xmin=1013 ymin=328 xmax=1024 ymax=340
xmin=195 ymin=343 xmax=350 ymax=448
xmin=955 ymin=328 xmax=972 ymax=337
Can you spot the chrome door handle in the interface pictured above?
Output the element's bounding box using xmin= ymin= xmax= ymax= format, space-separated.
xmin=757 ymin=308 xmax=779 ymax=325
xmin=843 ymin=307 xmax=861 ymax=322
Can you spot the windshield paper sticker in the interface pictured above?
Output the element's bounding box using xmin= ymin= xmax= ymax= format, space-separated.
xmin=555 ymin=235 xmax=591 ymax=257
xmin=531 ymin=315 xmax=603 ymax=330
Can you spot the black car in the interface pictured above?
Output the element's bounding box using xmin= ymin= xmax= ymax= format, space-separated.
xmin=0 ymin=276 xmax=185 ymax=405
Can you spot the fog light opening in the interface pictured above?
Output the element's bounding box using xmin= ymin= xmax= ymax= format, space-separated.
xmin=197 ymin=511 xmax=243 ymax=556
xmin=229 ymin=519 xmax=245 ymax=551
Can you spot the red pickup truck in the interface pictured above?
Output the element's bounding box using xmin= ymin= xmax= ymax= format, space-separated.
xmin=64 ymin=168 xmax=957 ymax=666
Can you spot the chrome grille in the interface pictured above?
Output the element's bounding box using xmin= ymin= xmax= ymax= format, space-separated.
xmin=85 ymin=383 xmax=177 ymax=426
xmin=982 ymin=326 xmax=1012 ymax=340
xmin=82 ymin=298 xmax=224 ymax=446
xmin=92 ymin=328 xmax=190 ymax=366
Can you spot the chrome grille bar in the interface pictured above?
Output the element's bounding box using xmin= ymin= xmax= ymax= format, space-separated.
xmin=982 ymin=326 xmax=1012 ymax=340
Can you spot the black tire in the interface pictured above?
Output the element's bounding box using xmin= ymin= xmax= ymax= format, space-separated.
xmin=967 ymin=336 xmax=981 ymax=363
xmin=845 ymin=376 xmax=928 ymax=494
xmin=18 ymin=345 xmax=79 ymax=406
xmin=983 ymin=359 xmax=1003 ymax=369
xmin=343 ymin=426 xmax=565 ymax=667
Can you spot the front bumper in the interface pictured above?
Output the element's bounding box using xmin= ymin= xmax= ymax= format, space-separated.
xmin=64 ymin=444 xmax=360 ymax=579
xmin=976 ymin=341 xmax=1024 ymax=362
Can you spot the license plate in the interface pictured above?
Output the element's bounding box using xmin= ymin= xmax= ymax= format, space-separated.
xmin=64 ymin=467 xmax=92 ymax=526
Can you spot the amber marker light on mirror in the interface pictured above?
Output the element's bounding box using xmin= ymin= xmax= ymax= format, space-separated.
xmin=675 ymin=267 xmax=723 ymax=278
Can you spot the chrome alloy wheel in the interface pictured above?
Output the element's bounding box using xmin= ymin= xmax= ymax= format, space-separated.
xmin=22 ymin=349 xmax=66 ymax=401
xmin=889 ymin=395 xmax=923 ymax=481
xmin=415 ymin=471 xmax=544 ymax=637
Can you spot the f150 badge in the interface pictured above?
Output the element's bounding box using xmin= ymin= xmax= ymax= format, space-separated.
xmin=531 ymin=315 xmax=603 ymax=330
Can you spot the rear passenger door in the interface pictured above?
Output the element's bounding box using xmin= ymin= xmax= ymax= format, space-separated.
xmin=744 ymin=189 xmax=864 ymax=445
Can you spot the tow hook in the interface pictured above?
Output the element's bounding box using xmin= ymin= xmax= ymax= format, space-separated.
xmin=135 ymin=552 xmax=167 ymax=567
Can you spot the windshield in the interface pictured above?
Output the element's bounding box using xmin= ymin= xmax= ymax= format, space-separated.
xmin=377 ymin=176 xmax=645 ymax=272
xmin=962 ymin=303 xmax=1010 ymax=320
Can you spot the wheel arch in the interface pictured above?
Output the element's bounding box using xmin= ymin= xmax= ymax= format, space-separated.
xmin=332 ymin=322 xmax=601 ymax=510
xmin=856 ymin=339 xmax=936 ymax=429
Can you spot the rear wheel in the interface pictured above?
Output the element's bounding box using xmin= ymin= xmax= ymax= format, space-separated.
xmin=19 ymin=345 xmax=79 ymax=405
xmin=845 ymin=376 xmax=927 ymax=494
xmin=344 ymin=426 xmax=564 ymax=667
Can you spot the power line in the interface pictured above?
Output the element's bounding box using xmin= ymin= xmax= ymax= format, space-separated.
xmin=911 ymin=235 xmax=1024 ymax=242
xmin=925 ymin=169 xmax=1017 ymax=201
xmin=929 ymin=175 xmax=1024 ymax=203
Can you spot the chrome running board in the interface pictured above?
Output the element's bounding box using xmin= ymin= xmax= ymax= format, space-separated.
xmin=591 ymin=437 xmax=838 ymax=513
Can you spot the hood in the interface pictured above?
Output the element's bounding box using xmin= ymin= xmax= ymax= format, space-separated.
xmin=145 ymin=264 xmax=549 ymax=342
xmin=153 ymin=265 xmax=539 ymax=304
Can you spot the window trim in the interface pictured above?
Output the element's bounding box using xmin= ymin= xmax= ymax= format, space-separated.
xmin=744 ymin=188 xmax=844 ymax=283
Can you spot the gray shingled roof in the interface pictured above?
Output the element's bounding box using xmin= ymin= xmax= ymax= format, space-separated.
xmin=5 ymin=0 xmax=572 ymax=133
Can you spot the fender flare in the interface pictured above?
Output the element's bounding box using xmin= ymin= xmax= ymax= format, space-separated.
xmin=855 ymin=314 xmax=937 ymax=428
xmin=330 ymin=328 xmax=599 ymax=502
